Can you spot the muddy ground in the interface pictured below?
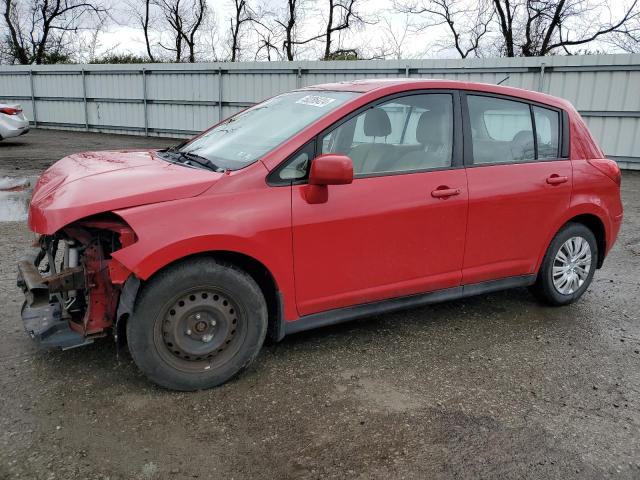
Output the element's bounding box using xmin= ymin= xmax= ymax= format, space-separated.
xmin=0 ymin=129 xmax=639 ymax=480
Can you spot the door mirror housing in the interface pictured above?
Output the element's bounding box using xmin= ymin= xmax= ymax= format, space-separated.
xmin=308 ymin=154 xmax=353 ymax=186
xmin=304 ymin=154 xmax=353 ymax=204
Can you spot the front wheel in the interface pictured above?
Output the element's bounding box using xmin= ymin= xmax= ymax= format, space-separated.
xmin=127 ymin=258 xmax=267 ymax=391
xmin=531 ymin=223 xmax=598 ymax=306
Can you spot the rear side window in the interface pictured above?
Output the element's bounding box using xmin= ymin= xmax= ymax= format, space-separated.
xmin=468 ymin=95 xmax=535 ymax=164
xmin=467 ymin=94 xmax=563 ymax=165
xmin=533 ymin=106 xmax=560 ymax=159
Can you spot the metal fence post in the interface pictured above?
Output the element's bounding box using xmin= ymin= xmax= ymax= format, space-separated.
xmin=297 ymin=66 xmax=302 ymax=88
xmin=539 ymin=62 xmax=546 ymax=92
xmin=29 ymin=70 xmax=37 ymax=127
xmin=142 ymin=68 xmax=149 ymax=136
xmin=218 ymin=67 xmax=223 ymax=122
xmin=405 ymin=65 xmax=410 ymax=77
xmin=81 ymin=69 xmax=89 ymax=131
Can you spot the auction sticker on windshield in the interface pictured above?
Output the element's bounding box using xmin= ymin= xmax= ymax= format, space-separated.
xmin=295 ymin=95 xmax=337 ymax=107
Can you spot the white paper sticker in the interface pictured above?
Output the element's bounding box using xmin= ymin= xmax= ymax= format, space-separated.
xmin=295 ymin=95 xmax=337 ymax=108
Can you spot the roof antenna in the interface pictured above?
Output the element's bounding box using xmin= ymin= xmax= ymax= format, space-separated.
xmin=497 ymin=75 xmax=510 ymax=85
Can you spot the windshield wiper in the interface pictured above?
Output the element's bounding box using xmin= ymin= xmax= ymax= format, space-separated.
xmin=180 ymin=151 xmax=222 ymax=171
xmin=161 ymin=150 xmax=223 ymax=172
xmin=165 ymin=140 xmax=188 ymax=152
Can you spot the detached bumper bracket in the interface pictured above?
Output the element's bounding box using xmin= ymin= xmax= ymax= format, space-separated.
xmin=17 ymin=259 xmax=49 ymax=307
xmin=17 ymin=257 xmax=93 ymax=350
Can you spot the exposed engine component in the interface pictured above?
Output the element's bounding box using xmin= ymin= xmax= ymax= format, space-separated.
xmin=17 ymin=216 xmax=136 ymax=349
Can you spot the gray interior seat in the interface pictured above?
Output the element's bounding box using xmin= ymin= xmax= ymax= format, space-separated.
xmin=472 ymin=139 xmax=512 ymax=164
xmin=378 ymin=109 xmax=452 ymax=172
xmin=348 ymin=108 xmax=395 ymax=174
xmin=510 ymin=130 xmax=535 ymax=162
xmin=472 ymin=131 xmax=534 ymax=164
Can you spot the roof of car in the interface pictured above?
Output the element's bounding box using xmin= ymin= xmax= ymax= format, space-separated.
xmin=302 ymin=78 xmax=572 ymax=111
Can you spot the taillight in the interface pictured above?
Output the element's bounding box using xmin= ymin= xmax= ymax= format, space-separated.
xmin=0 ymin=107 xmax=22 ymax=115
xmin=588 ymin=158 xmax=621 ymax=186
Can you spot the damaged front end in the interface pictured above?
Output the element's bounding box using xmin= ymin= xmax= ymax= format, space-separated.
xmin=17 ymin=215 xmax=137 ymax=350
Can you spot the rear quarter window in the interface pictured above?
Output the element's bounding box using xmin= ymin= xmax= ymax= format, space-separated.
xmin=533 ymin=106 xmax=560 ymax=159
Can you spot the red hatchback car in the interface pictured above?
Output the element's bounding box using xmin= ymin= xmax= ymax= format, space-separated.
xmin=18 ymin=79 xmax=623 ymax=390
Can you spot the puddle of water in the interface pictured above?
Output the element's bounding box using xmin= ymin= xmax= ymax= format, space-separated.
xmin=0 ymin=176 xmax=31 ymax=222
xmin=0 ymin=176 xmax=30 ymax=191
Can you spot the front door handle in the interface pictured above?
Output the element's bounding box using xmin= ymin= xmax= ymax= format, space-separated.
xmin=431 ymin=186 xmax=461 ymax=199
xmin=546 ymin=174 xmax=568 ymax=185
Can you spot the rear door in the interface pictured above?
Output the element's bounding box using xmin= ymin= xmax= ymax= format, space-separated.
xmin=461 ymin=92 xmax=572 ymax=285
xmin=280 ymin=92 xmax=468 ymax=316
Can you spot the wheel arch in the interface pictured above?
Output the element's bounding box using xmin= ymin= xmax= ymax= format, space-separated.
xmin=205 ymin=251 xmax=284 ymax=342
xmin=567 ymin=214 xmax=606 ymax=268
xmin=116 ymin=250 xmax=286 ymax=346
xmin=536 ymin=209 xmax=608 ymax=274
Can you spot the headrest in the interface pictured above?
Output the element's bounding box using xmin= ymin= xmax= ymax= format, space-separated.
xmin=512 ymin=130 xmax=534 ymax=145
xmin=364 ymin=108 xmax=391 ymax=137
xmin=511 ymin=130 xmax=535 ymax=160
xmin=416 ymin=109 xmax=446 ymax=145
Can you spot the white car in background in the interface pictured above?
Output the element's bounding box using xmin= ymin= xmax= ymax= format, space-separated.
xmin=0 ymin=103 xmax=29 ymax=140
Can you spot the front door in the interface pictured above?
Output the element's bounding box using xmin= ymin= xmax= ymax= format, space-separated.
xmin=289 ymin=92 xmax=469 ymax=316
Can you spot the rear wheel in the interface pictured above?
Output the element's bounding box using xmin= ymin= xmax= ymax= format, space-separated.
xmin=531 ymin=223 xmax=598 ymax=306
xmin=127 ymin=258 xmax=267 ymax=391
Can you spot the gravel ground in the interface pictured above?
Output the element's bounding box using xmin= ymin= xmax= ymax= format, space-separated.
xmin=0 ymin=129 xmax=639 ymax=480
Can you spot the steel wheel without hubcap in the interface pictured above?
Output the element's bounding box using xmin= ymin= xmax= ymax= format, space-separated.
xmin=127 ymin=258 xmax=267 ymax=390
xmin=552 ymin=236 xmax=592 ymax=295
xmin=155 ymin=288 xmax=245 ymax=373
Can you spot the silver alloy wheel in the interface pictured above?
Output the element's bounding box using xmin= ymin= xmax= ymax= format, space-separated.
xmin=552 ymin=236 xmax=592 ymax=295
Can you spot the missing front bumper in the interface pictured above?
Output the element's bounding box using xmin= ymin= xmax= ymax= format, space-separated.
xmin=17 ymin=256 xmax=93 ymax=350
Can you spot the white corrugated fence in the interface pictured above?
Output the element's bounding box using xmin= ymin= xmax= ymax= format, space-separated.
xmin=0 ymin=54 xmax=639 ymax=169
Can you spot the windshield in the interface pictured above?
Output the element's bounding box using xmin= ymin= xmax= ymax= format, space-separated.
xmin=179 ymin=90 xmax=358 ymax=170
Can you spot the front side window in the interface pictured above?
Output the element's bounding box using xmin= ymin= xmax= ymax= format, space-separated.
xmin=180 ymin=91 xmax=357 ymax=171
xmin=321 ymin=93 xmax=454 ymax=175
xmin=468 ymin=95 xmax=535 ymax=164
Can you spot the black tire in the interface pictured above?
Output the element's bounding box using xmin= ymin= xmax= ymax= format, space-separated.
xmin=127 ymin=257 xmax=267 ymax=391
xmin=531 ymin=222 xmax=598 ymax=306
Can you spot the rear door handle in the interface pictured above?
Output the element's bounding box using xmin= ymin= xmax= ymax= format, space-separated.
xmin=546 ymin=174 xmax=568 ymax=185
xmin=431 ymin=187 xmax=461 ymax=199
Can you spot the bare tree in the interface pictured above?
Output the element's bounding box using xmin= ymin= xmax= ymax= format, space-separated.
xmin=491 ymin=0 xmax=515 ymax=56
xmin=126 ymin=0 xmax=157 ymax=61
xmin=229 ymin=0 xmax=253 ymax=61
xmin=323 ymin=0 xmax=367 ymax=60
xmin=181 ymin=0 xmax=206 ymax=61
xmin=395 ymin=0 xmax=494 ymax=58
xmin=279 ymin=0 xmax=300 ymax=60
xmin=253 ymin=24 xmax=281 ymax=60
xmin=1 ymin=0 xmax=28 ymax=63
xmin=608 ymin=15 xmax=640 ymax=52
xmin=269 ymin=0 xmax=334 ymax=60
xmin=380 ymin=15 xmax=411 ymax=59
xmin=156 ymin=0 xmax=206 ymax=62
xmin=518 ymin=0 xmax=639 ymax=57
xmin=74 ymin=14 xmax=115 ymax=62
xmin=142 ymin=0 xmax=155 ymax=61
xmin=200 ymin=10 xmax=224 ymax=60
xmin=492 ymin=0 xmax=640 ymax=57
xmin=2 ymin=0 xmax=107 ymax=64
xmin=157 ymin=0 xmax=183 ymax=61
xmin=396 ymin=0 xmax=639 ymax=58
xmin=248 ymin=5 xmax=280 ymax=61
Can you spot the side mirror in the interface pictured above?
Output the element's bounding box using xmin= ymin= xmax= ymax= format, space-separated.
xmin=304 ymin=154 xmax=353 ymax=204
xmin=308 ymin=154 xmax=353 ymax=186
